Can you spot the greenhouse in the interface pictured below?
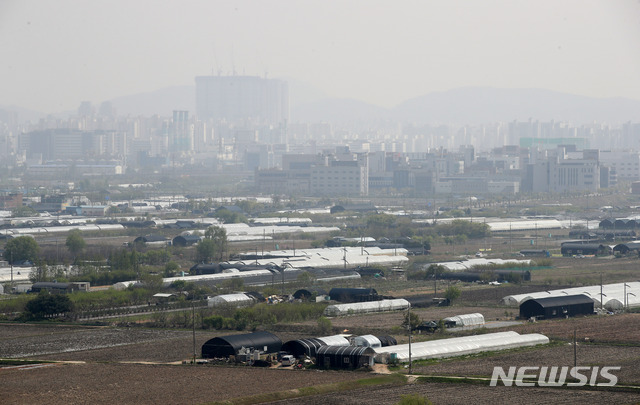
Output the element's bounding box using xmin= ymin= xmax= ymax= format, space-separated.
xmin=519 ymin=294 xmax=594 ymax=319
xmin=281 ymin=335 xmax=350 ymax=357
xmin=201 ymin=331 xmax=282 ymax=358
xmin=351 ymin=335 xmax=397 ymax=348
xmin=443 ymin=313 xmax=485 ymax=327
xmin=207 ymin=293 xmax=255 ymax=308
xmin=316 ymin=346 xmax=376 ymax=369
xmin=501 ymin=282 xmax=640 ymax=310
xmin=374 ymin=331 xmax=549 ymax=363
xmin=323 ymin=299 xmax=410 ymax=317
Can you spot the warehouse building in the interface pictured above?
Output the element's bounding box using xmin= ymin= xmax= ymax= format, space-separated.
xmin=519 ymin=294 xmax=595 ymax=320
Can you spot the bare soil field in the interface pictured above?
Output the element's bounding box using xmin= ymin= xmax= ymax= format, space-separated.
xmin=508 ymin=313 xmax=640 ymax=344
xmin=0 ymin=362 xmax=364 ymax=405
xmin=267 ymin=380 xmax=639 ymax=405
xmin=410 ymin=343 xmax=640 ymax=385
xmin=0 ymin=324 xmax=305 ymax=362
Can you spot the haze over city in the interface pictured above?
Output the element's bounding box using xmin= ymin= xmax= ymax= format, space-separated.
xmin=2 ymin=0 xmax=640 ymax=114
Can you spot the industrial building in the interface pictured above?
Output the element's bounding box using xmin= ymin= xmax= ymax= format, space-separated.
xmin=519 ymin=294 xmax=594 ymax=319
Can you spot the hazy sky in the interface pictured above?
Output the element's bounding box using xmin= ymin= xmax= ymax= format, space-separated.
xmin=2 ymin=0 xmax=640 ymax=113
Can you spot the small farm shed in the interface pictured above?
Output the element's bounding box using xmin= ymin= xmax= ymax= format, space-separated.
xmin=201 ymin=331 xmax=282 ymax=358
xmin=315 ymin=346 xmax=376 ymax=369
xmin=328 ymin=287 xmax=379 ymax=303
xmin=519 ymin=294 xmax=594 ymax=320
xmin=281 ymin=335 xmax=350 ymax=358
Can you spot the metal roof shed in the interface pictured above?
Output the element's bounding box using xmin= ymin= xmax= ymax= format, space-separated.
xmin=316 ymin=346 xmax=375 ymax=369
xmin=201 ymin=331 xmax=282 ymax=358
xmin=519 ymin=294 xmax=594 ymax=319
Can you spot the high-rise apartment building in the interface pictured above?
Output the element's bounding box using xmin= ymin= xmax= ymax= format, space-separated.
xmin=195 ymin=75 xmax=289 ymax=125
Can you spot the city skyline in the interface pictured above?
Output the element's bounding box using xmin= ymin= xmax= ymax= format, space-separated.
xmin=2 ymin=0 xmax=640 ymax=114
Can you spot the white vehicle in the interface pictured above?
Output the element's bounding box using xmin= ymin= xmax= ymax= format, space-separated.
xmin=280 ymin=355 xmax=295 ymax=366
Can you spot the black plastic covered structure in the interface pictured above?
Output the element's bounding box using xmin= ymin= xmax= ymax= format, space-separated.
xmin=282 ymin=338 xmax=329 ymax=358
xmin=292 ymin=288 xmax=327 ymax=300
xmin=328 ymin=287 xmax=379 ymax=303
xmin=519 ymin=294 xmax=594 ymax=320
xmin=376 ymin=335 xmax=397 ymax=347
xmin=560 ymin=243 xmax=609 ymax=256
xmin=315 ymin=346 xmax=376 ymax=369
xmin=201 ymin=331 xmax=282 ymax=358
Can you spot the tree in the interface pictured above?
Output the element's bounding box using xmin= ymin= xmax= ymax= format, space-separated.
xmin=4 ymin=236 xmax=40 ymax=264
xmin=317 ymin=316 xmax=332 ymax=334
xmin=65 ymin=229 xmax=86 ymax=260
xmin=11 ymin=205 xmax=38 ymax=218
xmin=164 ymin=261 xmax=180 ymax=277
xmin=196 ymin=239 xmax=216 ymax=263
xmin=214 ymin=208 xmax=248 ymax=224
xmin=24 ymin=292 xmax=74 ymax=319
xmin=204 ymin=225 xmax=228 ymax=261
xmin=444 ymin=285 xmax=461 ymax=304
xmin=402 ymin=310 xmax=421 ymax=331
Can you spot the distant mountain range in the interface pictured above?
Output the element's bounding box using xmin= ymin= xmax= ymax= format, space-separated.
xmin=294 ymin=87 xmax=640 ymax=125
xmin=3 ymin=86 xmax=640 ymax=125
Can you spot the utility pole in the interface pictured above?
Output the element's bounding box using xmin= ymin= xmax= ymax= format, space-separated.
xmin=573 ymin=328 xmax=577 ymax=368
xmin=600 ymin=273 xmax=603 ymax=310
xmin=192 ymin=302 xmax=196 ymax=364
xmin=408 ymin=303 xmax=412 ymax=375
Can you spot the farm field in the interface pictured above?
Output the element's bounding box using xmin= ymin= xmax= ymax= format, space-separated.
xmin=0 ymin=362 xmax=365 ymax=405
xmin=268 ymin=380 xmax=638 ymax=405
xmin=2 ymin=309 xmax=640 ymax=405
